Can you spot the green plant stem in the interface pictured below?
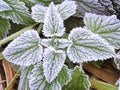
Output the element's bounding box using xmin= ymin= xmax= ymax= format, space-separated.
xmin=5 ymin=68 xmax=21 ymax=90
xmin=0 ymin=23 xmax=38 ymax=46
xmin=90 ymin=79 xmax=118 ymax=90
xmin=37 ymin=23 xmax=43 ymax=33
xmin=0 ymin=52 xmax=3 ymax=60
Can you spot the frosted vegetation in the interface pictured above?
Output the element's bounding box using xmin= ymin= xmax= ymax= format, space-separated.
xmin=0 ymin=0 xmax=120 ymax=90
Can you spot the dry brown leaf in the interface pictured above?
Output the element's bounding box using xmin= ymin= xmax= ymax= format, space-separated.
xmin=0 ymin=61 xmax=5 ymax=90
xmin=83 ymin=63 xmax=119 ymax=84
xmin=2 ymin=60 xmax=15 ymax=90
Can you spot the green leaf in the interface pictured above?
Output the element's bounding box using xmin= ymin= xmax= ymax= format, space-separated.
xmin=20 ymin=0 xmax=34 ymax=9
xmin=43 ymin=2 xmax=65 ymax=37
xmin=18 ymin=66 xmax=33 ymax=90
xmin=29 ymin=64 xmax=71 ymax=90
xmin=31 ymin=4 xmax=47 ymax=23
xmin=29 ymin=0 xmax=51 ymax=5
xmin=84 ymin=13 xmax=120 ymax=49
xmin=56 ymin=1 xmax=77 ymax=20
xmin=0 ymin=0 xmax=34 ymax=25
xmin=41 ymin=39 xmax=72 ymax=48
xmin=0 ymin=0 xmax=11 ymax=11
xmin=63 ymin=66 xmax=90 ymax=90
xmin=43 ymin=47 xmax=66 ymax=83
xmin=0 ymin=17 xmax=10 ymax=40
xmin=56 ymin=65 xmax=71 ymax=87
xmin=67 ymin=27 xmax=115 ymax=63
xmin=2 ymin=30 xmax=43 ymax=66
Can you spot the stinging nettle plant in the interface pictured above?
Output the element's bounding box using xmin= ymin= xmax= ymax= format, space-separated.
xmin=1 ymin=0 xmax=120 ymax=90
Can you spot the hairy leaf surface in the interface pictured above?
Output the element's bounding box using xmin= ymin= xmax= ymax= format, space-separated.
xmin=18 ymin=66 xmax=33 ymax=90
xmin=63 ymin=66 xmax=90 ymax=90
xmin=99 ymin=0 xmax=115 ymax=14
xmin=0 ymin=17 xmax=10 ymax=40
xmin=41 ymin=39 xmax=72 ymax=48
xmin=29 ymin=64 xmax=61 ymax=90
xmin=43 ymin=2 xmax=65 ymax=37
xmin=67 ymin=27 xmax=114 ymax=63
xmin=56 ymin=65 xmax=71 ymax=87
xmin=3 ymin=30 xmax=43 ymax=66
xmin=84 ymin=13 xmax=120 ymax=49
xmin=29 ymin=64 xmax=71 ymax=90
xmin=0 ymin=0 xmax=11 ymax=11
xmin=43 ymin=47 xmax=66 ymax=83
xmin=56 ymin=1 xmax=77 ymax=20
xmin=74 ymin=0 xmax=107 ymax=17
xmin=0 ymin=0 xmax=33 ymax=25
xmin=31 ymin=4 xmax=47 ymax=23
xmin=29 ymin=0 xmax=63 ymax=5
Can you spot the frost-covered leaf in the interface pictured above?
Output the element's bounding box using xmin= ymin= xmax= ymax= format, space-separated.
xmin=84 ymin=13 xmax=120 ymax=49
xmin=31 ymin=4 xmax=47 ymax=23
xmin=0 ymin=0 xmax=11 ymax=11
xmin=67 ymin=27 xmax=114 ymax=63
xmin=99 ymin=0 xmax=116 ymax=14
xmin=63 ymin=66 xmax=90 ymax=90
xmin=31 ymin=1 xmax=76 ymax=22
xmin=114 ymin=51 xmax=120 ymax=69
xmin=29 ymin=0 xmax=63 ymax=5
xmin=74 ymin=0 xmax=108 ymax=17
xmin=115 ymin=0 xmax=120 ymax=5
xmin=29 ymin=64 xmax=60 ymax=90
xmin=43 ymin=2 xmax=65 ymax=37
xmin=29 ymin=64 xmax=71 ymax=90
xmin=56 ymin=65 xmax=71 ymax=87
xmin=41 ymin=39 xmax=72 ymax=48
xmin=43 ymin=47 xmax=66 ymax=83
xmin=0 ymin=0 xmax=33 ymax=25
xmin=0 ymin=17 xmax=10 ymax=40
xmin=20 ymin=0 xmax=34 ymax=9
xmin=56 ymin=1 xmax=77 ymax=20
xmin=2 ymin=30 xmax=43 ymax=66
xmin=18 ymin=66 xmax=33 ymax=90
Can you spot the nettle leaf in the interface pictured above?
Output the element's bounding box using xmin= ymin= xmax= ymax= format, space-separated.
xmin=29 ymin=64 xmax=71 ymax=90
xmin=0 ymin=0 xmax=33 ymax=25
xmin=20 ymin=0 xmax=34 ymax=9
xmin=31 ymin=4 xmax=47 ymax=23
xmin=2 ymin=30 xmax=43 ymax=66
xmin=29 ymin=0 xmax=51 ymax=4
xmin=0 ymin=0 xmax=11 ymax=11
xmin=56 ymin=65 xmax=71 ymax=87
xmin=0 ymin=17 xmax=10 ymax=39
xmin=99 ymin=0 xmax=116 ymax=13
xmin=74 ymin=0 xmax=107 ymax=17
xmin=43 ymin=47 xmax=66 ymax=83
xmin=63 ymin=66 xmax=90 ymax=90
xmin=29 ymin=0 xmax=63 ymax=5
xmin=115 ymin=0 xmax=120 ymax=5
xmin=84 ymin=13 xmax=120 ymax=49
xmin=114 ymin=51 xmax=120 ymax=69
xmin=41 ymin=39 xmax=72 ymax=48
xmin=18 ymin=66 xmax=33 ymax=90
xmin=67 ymin=27 xmax=114 ymax=63
xmin=31 ymin=1 xmax=76 ymax=23
xmin=43 ymin=2 xmax=65 ymax=37
xmin=56 ymin=1 xmax=77 ymax=20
